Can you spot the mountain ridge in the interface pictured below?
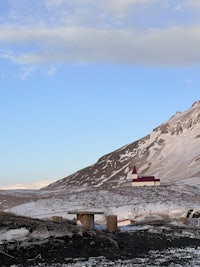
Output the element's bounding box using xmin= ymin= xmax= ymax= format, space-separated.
xmin=44 ymin=101 xmax=200 ymax=190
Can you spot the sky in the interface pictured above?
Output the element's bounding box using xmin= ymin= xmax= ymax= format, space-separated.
xmin=0 ymin=0 xmax=200 ymax=188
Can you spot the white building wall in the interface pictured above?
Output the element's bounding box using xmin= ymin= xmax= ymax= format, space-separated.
xmin=132 ymin=173 xmax=138 ymax=180
xmin=132 ymin=181 xmax=160 ymax=187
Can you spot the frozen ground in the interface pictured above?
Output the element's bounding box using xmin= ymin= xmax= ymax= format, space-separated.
xmin=1 ymin=184 xmax=200 ymax=266
xmin=2 ymin=184 xmax=200 ymax=224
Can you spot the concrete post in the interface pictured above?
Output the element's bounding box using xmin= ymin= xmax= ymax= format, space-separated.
xmin=106 ymin=215 xmax=118 ymax=232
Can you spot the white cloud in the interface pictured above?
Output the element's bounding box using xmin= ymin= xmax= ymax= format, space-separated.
xmin=44 ymin=0 xmax=66 ymax=8
xmin=1 ymin=25 xmax=200 ymax=67
xmin=1 ymin=1 xmax=200 ymax=70
xmin=0 ymin=0 xmax=176 ymax=29
xmin=44 ymin=0 xmax=157 ymax=9
xmin=1 ymin=0 xmax=199 ymax=29
xmin=171 ymin=0 xmax=200 ymax=13
xmin=100 ymin=0 xmax=157 ymax=12
xmin=187 ymin=0 xmax=200 ymax=9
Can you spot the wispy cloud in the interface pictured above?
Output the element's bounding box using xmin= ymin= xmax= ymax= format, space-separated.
xmin=1 ymin=0 xmax=200 ymax=70
xmin=1 ymin=25 xmax=200 ymax=66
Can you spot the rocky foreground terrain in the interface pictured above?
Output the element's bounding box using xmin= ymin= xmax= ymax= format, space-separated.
xmin=1 ymin=211 xmax=200 ymax=266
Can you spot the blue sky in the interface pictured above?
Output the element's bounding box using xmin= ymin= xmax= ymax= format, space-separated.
xmin=0 ymin=0 xmax=200 ymax=187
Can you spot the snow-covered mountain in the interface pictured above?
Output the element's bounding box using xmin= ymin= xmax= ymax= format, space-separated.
xmin=1 ymin=101 xmax=200 ymax=226
xmin=45 ymin=101 xmax=200 ymax=190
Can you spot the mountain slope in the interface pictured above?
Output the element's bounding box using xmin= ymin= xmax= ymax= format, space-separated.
xmin=45 ymin=101 xmax=200 ymax=190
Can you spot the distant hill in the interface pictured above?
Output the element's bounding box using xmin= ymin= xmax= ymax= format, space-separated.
xmin=0 ymin=179 xmax=56 ymax=190
xmin=44 ymin=101 xmax=200 ymax=190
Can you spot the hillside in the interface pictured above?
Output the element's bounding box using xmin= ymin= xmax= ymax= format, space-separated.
xmin=1 ymin=101 xmax=200 ymax=266
xmin=45 ymin=101 xmax=200 ymax=190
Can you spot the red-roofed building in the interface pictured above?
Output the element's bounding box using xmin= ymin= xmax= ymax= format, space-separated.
xmin=131 ymin=166 xmax=160 ymax=187
xmin=132 ymin=166 xmax=138 ymax=180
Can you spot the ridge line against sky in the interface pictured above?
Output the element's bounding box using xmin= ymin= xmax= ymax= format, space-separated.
xmin=0 ymin=0 xmax=200 ymax=187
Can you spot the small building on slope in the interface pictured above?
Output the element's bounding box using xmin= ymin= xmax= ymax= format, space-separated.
xmin=131 ymin=166 xmax=160 ymax=187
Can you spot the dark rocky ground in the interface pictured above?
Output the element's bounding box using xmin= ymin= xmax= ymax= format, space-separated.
xmin=1 ymin=212 xmax=200 ymax=266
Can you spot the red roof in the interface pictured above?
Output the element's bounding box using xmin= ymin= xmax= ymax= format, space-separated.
xmin=132 ymin=176 xmax=160 ymax=182
xmin=132 ymin=166 xmax=137 ymax=174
